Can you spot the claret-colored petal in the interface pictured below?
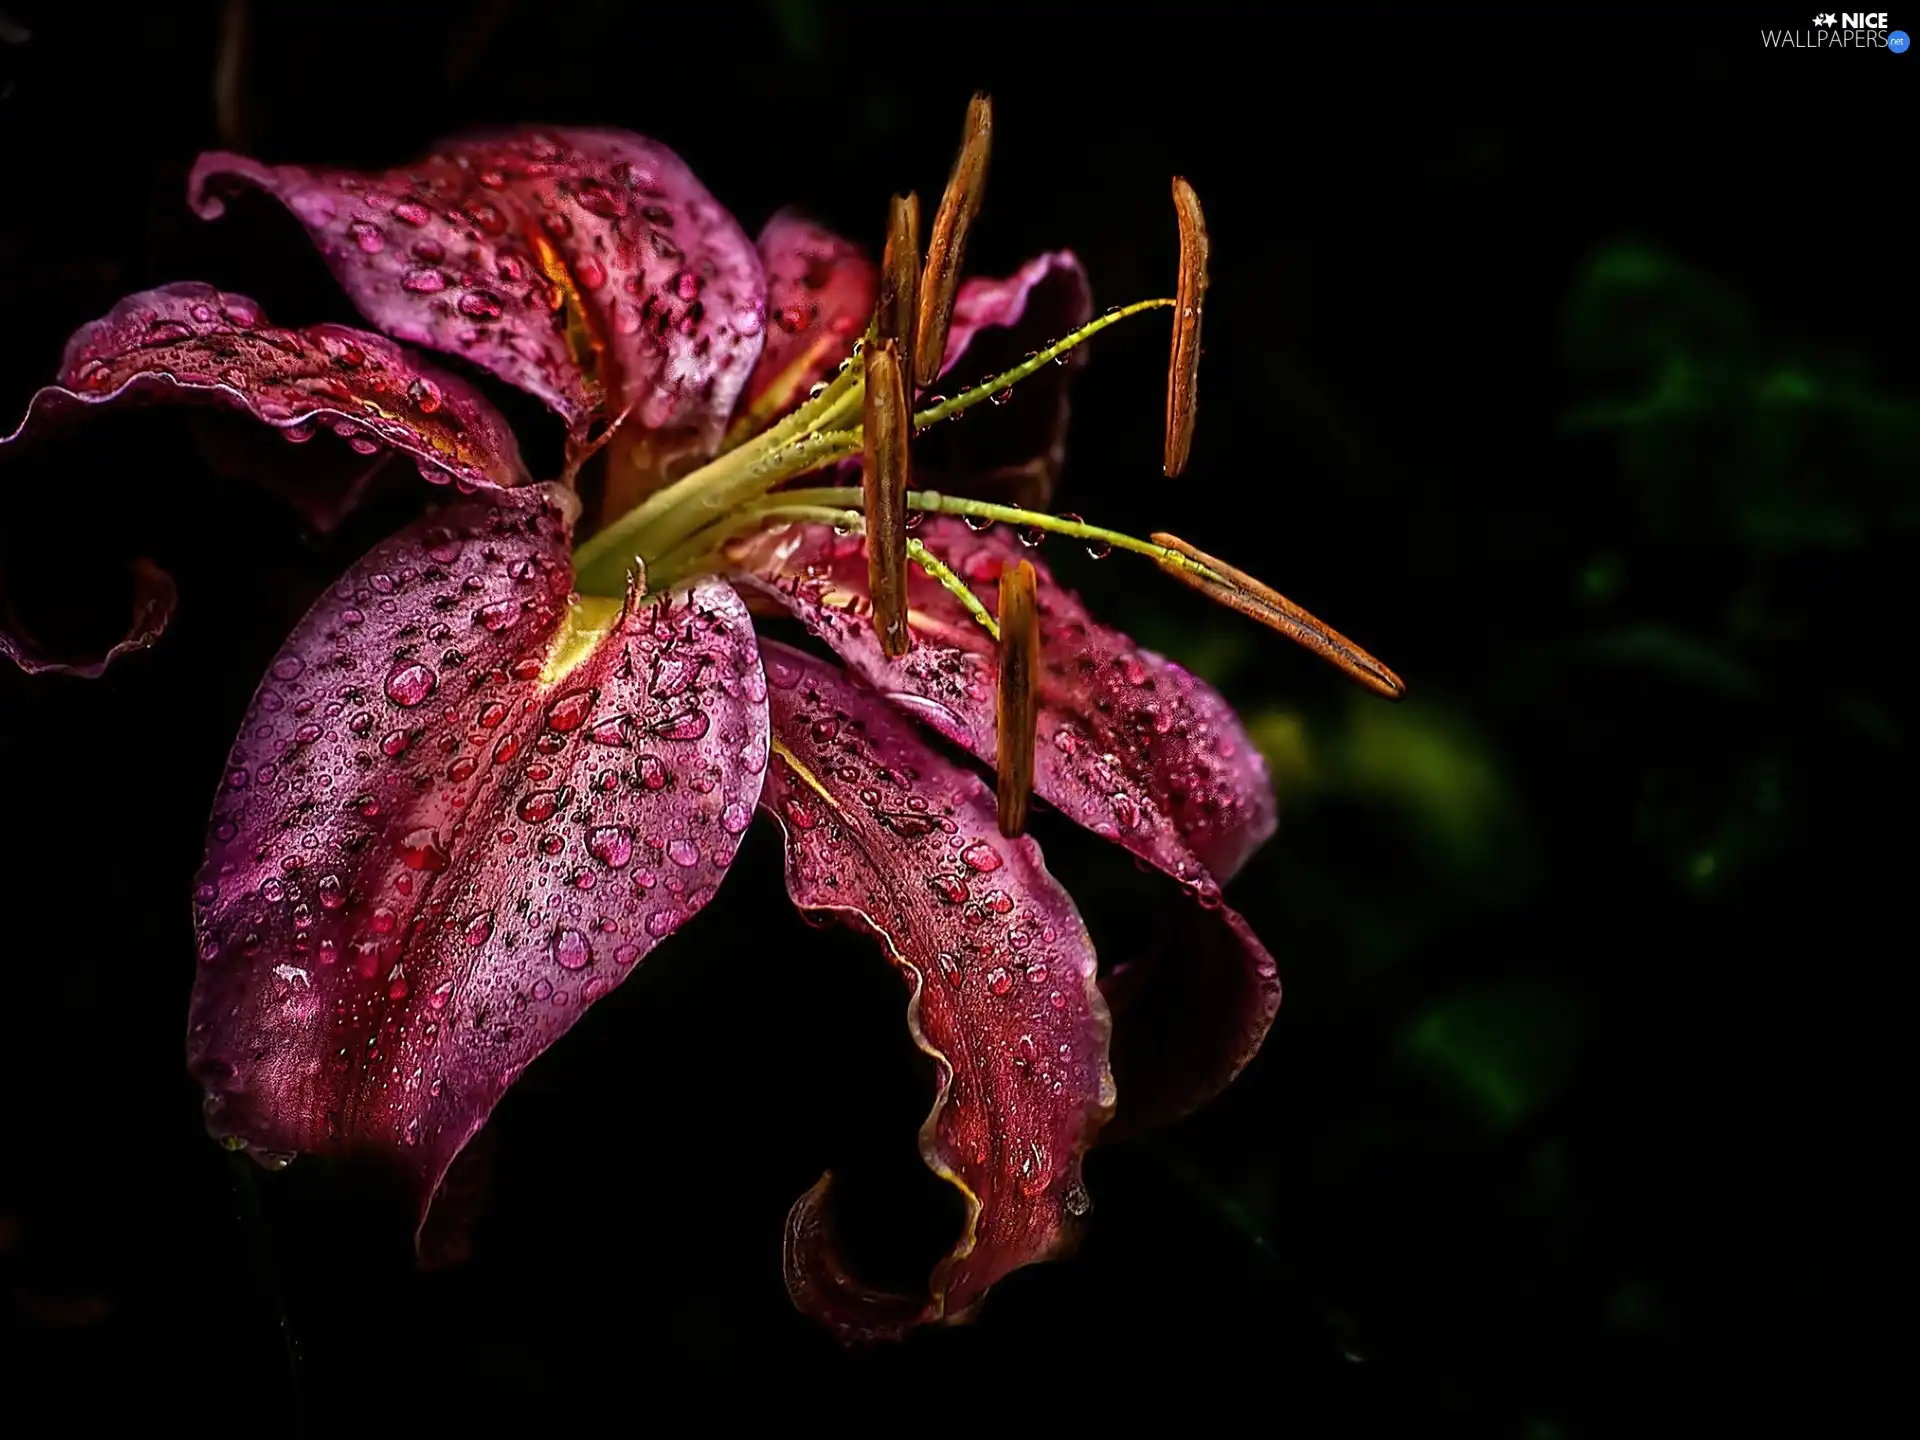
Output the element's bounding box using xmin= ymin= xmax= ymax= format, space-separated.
xmin=736 ymin=212 xmax=878 ymax=429
xmin=0 ymin=282 xmax=527 ymax=675
xmin=191 ymin=128 xmax=767 ymax=467
xmin=733 ymin=518 xmax=1280 ymax=1121
xmin=188 ymin=486 xmax=769 ymax=1231
xmin=918 ymin=252 xmax=1094 ymax=508
xmin=758 ymin=642 xmax=1113 ymax=1340
xmin=735 ymin=517 xmax=1274 ymax=881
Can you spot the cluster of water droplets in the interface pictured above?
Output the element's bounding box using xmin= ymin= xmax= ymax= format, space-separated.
xmin=761 ymin=645 xmax=1113 ymax=1247
xmin=187 ymin=491 xmax=770 ymax=1176
xmin=197 ymin=129 xmax=771 ymax=437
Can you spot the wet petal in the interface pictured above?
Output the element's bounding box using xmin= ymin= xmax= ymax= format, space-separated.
xmin=188 ymin=486 xmax=768 ymax=1235
xmin=735 ymin=519 xmax=1279 ymax=1121
xmin=191 ymin=129 xmax=766 ymax=462
xmin=0 ymin=283 xmax=527 ymax=674
xmin=759 ymin=642 xmax=1113 ymax=1341
xmin=736 ymin=518 xmax=1273 ymax=879
xmin=739 ymin=212 xmax=876 ymax=423
xmin=918 ymin=252 xmax=1094 ymax=508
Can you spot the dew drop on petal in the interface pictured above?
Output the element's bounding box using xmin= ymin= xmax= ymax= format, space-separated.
xmin=550 ymin=927 xmax=592 ymax=970
xmin=384 ymin=661 xmax=437 ymax=708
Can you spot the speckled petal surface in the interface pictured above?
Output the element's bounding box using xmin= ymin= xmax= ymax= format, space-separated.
xmin=741 ymin=211 xmax=876 ymax=418
xmin=188 ymin=486 xmax=769 ymax=1231
xmin=759 ymin=642 xmax=1113 ymax=1340
xmin=734 ymin=518 xmax=1280 ymax=1121
xmin=191 ymin=129 xmax=767 ymax=456
xmin=0 ymin=282 xmax=528 ymax=674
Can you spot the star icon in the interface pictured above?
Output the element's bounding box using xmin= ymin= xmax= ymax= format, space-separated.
xmin=1814 ymin=11 xmax=1837 ymax=23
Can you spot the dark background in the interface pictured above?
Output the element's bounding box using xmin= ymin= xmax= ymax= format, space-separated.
xmin=0 ymin=2 xmax=1908 ymax=1432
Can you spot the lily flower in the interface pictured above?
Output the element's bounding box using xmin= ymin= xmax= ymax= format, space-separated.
xmin=0 ymin=106 xmax=1401 ymax=1340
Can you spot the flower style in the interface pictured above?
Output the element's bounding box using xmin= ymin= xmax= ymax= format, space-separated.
xmin=0 ymin=104 xmax=1401 ymax=1340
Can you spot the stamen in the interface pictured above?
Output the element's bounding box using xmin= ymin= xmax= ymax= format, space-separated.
xmin=620 ymin=558 xmax=648 ymax=622
xmin=1152 ymin=532 xmax=1405 ymax=699
xmin=916 ymin=93 xmax=993 ymax=387
xmin=907 ymin=537 xmax=1000 ymax=641
xmin=863 ymin=339 xmax=912 ymax=657
xmin=562 ymin=402 xmax=636 ymax=487
xmin=1165 ymin=177 xmax=1208 ymax=478
xmin=878 ymin=192 xmax=921 ymax=370
xmin=995 ymin=559 xmax=1041 ymax=837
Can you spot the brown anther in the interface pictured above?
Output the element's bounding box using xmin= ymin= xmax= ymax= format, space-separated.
xmin=1164 ymin=176 xmax=1209 ymax=478
xmin=995 ymin=559 xmax=1041 ymax=836
xmin=878 ymin=192 xmax=921 ymax=380
xmin=915 ymin=92 xmax=993 ymax=386
xmin=1152 ymin=533 xmax=1406 ymax=700
xmin=863 ymin=339 xmax=912 ymax=658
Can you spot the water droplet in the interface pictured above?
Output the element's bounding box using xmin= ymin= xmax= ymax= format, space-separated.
xmin=588 ymin=825 xmax=633 ymax=868
xmin=960 ymin=839 xmax=1003 ymax=873
xmin=458 ymin=290 xmax=503 ymax=321
xmin=385 ymin=661 xmax=437 ymax=707
xmin=930 ymin=873 xmax=969 ymax=904
xmin=396 ymin=826 xmax=450 ymax=872
xmin=636 ymin=754 xmax=669 ymax=790
xmin=548 ymin=927 xmax=591 ymax=970
xmin=721 ymin=801 xmax=751 ymax=835
xmin=667 ymin=837 xmax=699 ymax=868
xmin=546 ymin=688 xmax=595 ymax=732
xmin=937 ymin=953 xmax=964 ymax=988
xmin=517 ymin=788 xmax=568 ymax=824
xmin=271 ymin=654 xmax=305 ymax=681
xmin=986 ymin=967 xmax=1013 ymax=996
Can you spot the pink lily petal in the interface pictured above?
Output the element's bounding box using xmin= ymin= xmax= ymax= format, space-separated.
xmin=740 ymin=211 xmax=876 ymax=419
xmin=188 ymin=485 xmax=769 ymax=1233
xmin=919 ymin=251 xmax=1093 ymax=508
xmin=759 ymin=641 xmax=1114 ymax=1341
xmin=736 ymin=517 xmax=1274 ymax=879
xmin=0 ymin=282 xmax=528 ymax=675
xmin=191 ymin=129 xmax=767 ymax=462
xmin=734 ymin=518 xmax=1280 ymax=1122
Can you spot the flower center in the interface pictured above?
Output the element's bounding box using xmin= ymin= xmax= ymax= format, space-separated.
xmin=556 ymin=95 xmax=1402 ymax=777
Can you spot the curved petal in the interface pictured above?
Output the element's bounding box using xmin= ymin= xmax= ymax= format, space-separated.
xmin=735 ymin=517 xmax=1273 ymax=880
xmin=0 ymin=283 xmax=528 ymax=675
xmin=188 ymin=485 xmax=769 ymax=1235
xmin=758 ymin=642 xmax=1114 ymax=1341
xmin=191 ymin=129 xmax=767 ymax=461
xmin=0 ymin=558 xmax=175 ymax=678
xmin=734 ymin=518 xmax=1279 ymax=1121
xmin=919 ymin=251 xmax=1094 ymax=508
xmin=739 ymin=211 xmax=876 ymax=422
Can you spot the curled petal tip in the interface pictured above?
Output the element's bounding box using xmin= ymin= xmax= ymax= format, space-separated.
xmin=1164 ymin=176 xmax=1209 ymax=478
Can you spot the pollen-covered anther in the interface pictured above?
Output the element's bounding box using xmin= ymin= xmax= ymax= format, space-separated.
xmin=1152 ymin=532 xmax=1406 ymax=700
xmin=878 ymin=192 xmax=921 ymax=376
xmin=1164 ymin=176 xmax=1209 ymax=478
xmin=915 ymin=93 xmax=993 ymax=386
xmin=863 ymin=339 xmax=912 ymax=658
xmin=995 ymin=559 xmax=1041 ymax=836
